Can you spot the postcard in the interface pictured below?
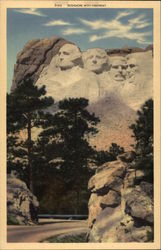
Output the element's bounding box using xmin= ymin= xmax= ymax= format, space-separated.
xmin=0 ymin=1 xmax=160 ymax=250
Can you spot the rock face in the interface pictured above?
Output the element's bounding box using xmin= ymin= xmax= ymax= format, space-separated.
xmin=11 ymin=37 xmax=153 ymax=150
xmin=11 ymin=37 xmax=153 ymax=107
xmin=35 ymin=44 xmax=152 ymax=109
xmin=88 ymin=93 xmax=136 ymax=150
xmin=106 ymin=44 xmax=153 ymax=56
xmin=88 ymin=152 xmax=153 ymax=242
xmin=7 ymin=173 xmax=39 ymax=225
xmin=11 ymin=37 xmax=73 ymax=91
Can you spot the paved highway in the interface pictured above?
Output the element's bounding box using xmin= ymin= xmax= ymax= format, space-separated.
xmin=7 ymin=219 xmax=88 ymax=242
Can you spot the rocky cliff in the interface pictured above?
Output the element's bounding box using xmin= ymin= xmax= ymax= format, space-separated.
xmin=87 ymin=152 xmax=153 ymax=242
xmin=11 ymin=36 xmax=153 ymax=95
xmin=106 ymin=44 xmax=153 ymax=56
xmin=7 ymin=173 xmax=39 ymax=225
xmin=11 ymin=37 xmax=73 ymax=91
xmin=10 ymin=36 xmax=153 ymax=150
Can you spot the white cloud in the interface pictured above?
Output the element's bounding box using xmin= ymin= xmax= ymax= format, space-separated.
xmin=80 ymin=11 xmax=134 ymax=30
xmin=137 ymin=39 xmax=152 ymax=45
xmin=81 ymin=12 xmax=152 ymax=45
xmin=80 ymin=16 xmax=151 ymax=32
xmin=89 ymin=30 xmax=152 ymax=44
xmin=89 ymin=34 xmax=106 ymax=42
xmin=62 ymin=28 xmax=87 ymax=35
xmin=129 ymin=15 xmax=151 ymax=29
xmin=80 ymin=19 xmax=105 ymax=30
xmin=80 ymin=19 xmax=132 ymax=33
xmin=14 ymin=8 xmax=46 ymax=17
xmin=43 ymin=20 xmax=71 ymax=27
xmin=116 ymin=10 xmax=134 ymax=20
xmin=129 ymin=14 xmax=145 ymax=25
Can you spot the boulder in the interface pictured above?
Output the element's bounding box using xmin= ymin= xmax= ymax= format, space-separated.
xmin=118 ymin=151 xmax=136 ymax=163
xmin=124 ymin=169 xmax=145 ymax=189
xmin=88 ymin=193 xmax=102 ymax=228
xmin=88 ymin=159 xmax=127 ymax=242
xmin=88 ymin=160 xmax=127 ymax=194
xmin=116 ymin=214 xmax=152 ymax=242
xmin=7 ymin=173 xmax=39 ymax=225
xmin=100 ymin=190 xmax=121 ymax=209
xmin=88 ymin=190 xmax=121 ymax=228
xmin=125 ymin=185 xmax=153 ymax=224
xmin=140 ymin=181 xmax=153 ymax=198
xmin=89 ymin=206 xmax=124 ymax=242
xmin=87 ymin=157 xmax=153 ymax=242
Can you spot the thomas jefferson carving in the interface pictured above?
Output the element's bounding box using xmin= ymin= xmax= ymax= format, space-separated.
xmin=83 ymin=48 xmax=109 ymax=74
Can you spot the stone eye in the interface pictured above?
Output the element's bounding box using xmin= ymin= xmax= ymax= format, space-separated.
xmin=130 ymin=64 xmax=135 ymax=68
xmin=63 ymin=52 xmax=70 ymax=55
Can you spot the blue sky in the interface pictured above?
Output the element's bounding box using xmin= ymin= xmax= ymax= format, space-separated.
xmin=7 ymin=8 xmax=153 ymax=92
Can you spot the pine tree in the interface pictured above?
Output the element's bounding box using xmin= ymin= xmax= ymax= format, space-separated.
xmin=108 ymin=143 xmax=125 ymax=161
xmin=130 ymin=99 xmax=153 ymax=182
xmin=7 ymin=79 xmax=54 ymax=192
xmin=93 ymin=143 xmax=124 ymax=166
xmin=38 ymin=98 xmax=100 ymax=213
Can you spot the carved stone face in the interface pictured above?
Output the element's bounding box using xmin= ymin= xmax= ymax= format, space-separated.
xmin=126 ymin=58 xmax=139 ymax=82
xmin=109 ymin=57 xmax=127 ymax=82
xmin=57 ymin=44 xmax=82 ymax=70
xmin=83 ymin=48 xmax=109 ymax=74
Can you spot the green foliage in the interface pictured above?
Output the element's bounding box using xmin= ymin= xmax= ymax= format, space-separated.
xmin=38 ymin=179 xmax=90 ymax=214
xmin=93 ymin=150 xmax=111 ymax=166
xmin=130 ymin=99 xmax=153 ymax=182
xmin=42 ymin=233 xmax=88 ymax=243
xmin=147 ymin=226 xmax=154 ymax=242
xmin=7 ymin=215 xmax=20 ymax=225
xmin=93 ymin=143 xmax=124 ymax=166
xmin=7 ymin=79 xmax=54 ymax=133
xmin=7 ymin=133 xmax=29 ymax=183
xmin=108 ymin=143 xmax=125 ymax=161
xmin=7 ymin=78 xmax=54 ymax=190
xmin=37 ymin=98 xmax=100 ymax=213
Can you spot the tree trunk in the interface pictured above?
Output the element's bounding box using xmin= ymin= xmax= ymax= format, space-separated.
xmin=76 ymin=189 xmax=80 ymax=215
xmin=74 ymin=112 xmax=80 ymax=214
xmin=27 ymin=113 xmax=33 ymax=193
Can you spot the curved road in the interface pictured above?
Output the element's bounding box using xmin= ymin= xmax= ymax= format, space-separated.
xmin=7 ymin=219 xmax=88 ymax=242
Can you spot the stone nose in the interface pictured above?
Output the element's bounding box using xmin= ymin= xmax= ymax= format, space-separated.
xmin=92 ymin=59 xmax=97 ymax=64
xmin=118 ymin=66 xmax=123 ymax=73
